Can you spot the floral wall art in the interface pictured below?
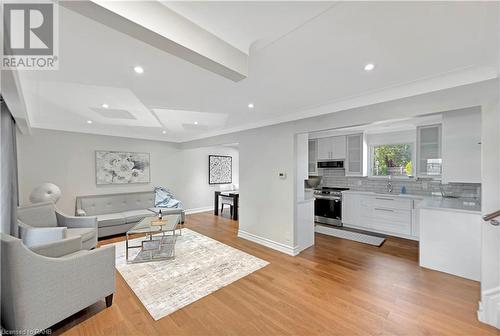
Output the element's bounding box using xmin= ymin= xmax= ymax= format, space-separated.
xmin=96 ymin=151 xmax=150 ymax=185
xmin=208 ymin=155 xmax=232 ymax=184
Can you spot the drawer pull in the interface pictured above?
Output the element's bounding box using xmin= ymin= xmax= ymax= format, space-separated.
xmin=374 ymin=208 xmax=394 ymax=212
xmin=375 ymin=197 xmax=395 ymax=201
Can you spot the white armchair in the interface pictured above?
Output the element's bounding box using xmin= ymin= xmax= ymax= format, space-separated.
xmin=17 ymin=202 xmax=98 ymax=250
xmin=0 ymin=233 xmax=115 ymax=332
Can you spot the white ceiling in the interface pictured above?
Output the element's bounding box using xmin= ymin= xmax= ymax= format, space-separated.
xmin=162 ymin=1 xmax=334 ymax=53
xmin=16 ymin=1 xmax=499 ymax=143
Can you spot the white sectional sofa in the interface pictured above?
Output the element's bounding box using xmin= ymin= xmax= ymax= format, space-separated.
xmin=75 ymin=191 xmax=185 ymax=238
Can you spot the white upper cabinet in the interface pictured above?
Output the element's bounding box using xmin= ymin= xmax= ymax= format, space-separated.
xmin=308 ymin=139 xmax=318 ymax=176
xmin=416 ymin=124 xmax=442 ymax=178
xmin=442 ymin=109 xmax=481 ymax=183
xmin=316 ymin=136 xmax=346 ymax=160
xmin=332 ymin=136 xmax=346 ymax=159
xmin=317 ymin=138 xmax=332 ymax=160
xmin=346 ymin=133 xmax=367 ymax=176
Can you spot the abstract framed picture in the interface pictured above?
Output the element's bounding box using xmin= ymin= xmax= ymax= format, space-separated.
xmin=95 ymin=151 xmax=150 ymax=185
xmin=208 ymin=155 xmax=232 ymax=184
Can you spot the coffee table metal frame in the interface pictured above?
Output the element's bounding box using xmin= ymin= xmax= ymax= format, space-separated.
xmin=125 ymin=214 xmax=182 ymax=263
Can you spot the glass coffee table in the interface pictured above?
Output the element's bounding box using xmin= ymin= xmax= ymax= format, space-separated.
xmin=125 ymin=214 xmax=182 ymax=263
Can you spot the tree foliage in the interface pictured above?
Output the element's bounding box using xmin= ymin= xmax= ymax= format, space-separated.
xmin=372 ymin=144 xmax=412 ymax=176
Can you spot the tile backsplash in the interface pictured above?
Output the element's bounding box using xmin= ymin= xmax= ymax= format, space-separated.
xmin=317 ymin=168 xmax=481 ymax=199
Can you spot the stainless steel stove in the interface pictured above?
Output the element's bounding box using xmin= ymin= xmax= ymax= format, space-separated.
xmin=313 ymin=187 xmax=349 ymax=226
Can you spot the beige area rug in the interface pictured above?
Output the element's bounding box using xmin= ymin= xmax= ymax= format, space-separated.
xmin=112 ymin=228 xmax=269 ymax=320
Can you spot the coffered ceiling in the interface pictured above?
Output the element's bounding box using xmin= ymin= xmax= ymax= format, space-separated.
xmin=13 ymin=1 xmax=499 ymax=142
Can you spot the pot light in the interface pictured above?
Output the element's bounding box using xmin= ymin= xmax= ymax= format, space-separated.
xmin=133 ymin=66 xmax=144 ymax=74
xmin=86 ymin=120 xmax=93 ymax=124
xmin=162 ymin=130 xmax=167 ymax=134
xmin=194 ymin=121 xmax=198 ymax=125
xmin=248 ymin=103 xmax=254 ymax=109
xmin=101 ymin=103 xmax=109 ymax=109
xmin=364 ymin=63 xmax=375 ymax=71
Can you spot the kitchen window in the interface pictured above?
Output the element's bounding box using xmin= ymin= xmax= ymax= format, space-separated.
xmin=370 ymin=143 xmax=414 ymax=177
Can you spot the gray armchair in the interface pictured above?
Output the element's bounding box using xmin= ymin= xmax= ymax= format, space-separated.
xmin=17 ymin=202 xmax=97 ymax=250
xmin=0 ymin=233 xmax=115 ymax=332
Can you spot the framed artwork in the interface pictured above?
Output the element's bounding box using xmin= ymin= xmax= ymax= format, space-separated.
xmin=95 ymin=151 xmax=150 ymax=185
xmin=209 ymin=155 xmax=232 ymax=184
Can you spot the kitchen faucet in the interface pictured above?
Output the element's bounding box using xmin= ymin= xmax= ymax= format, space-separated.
xmin=387 ymin=175 xmax=393 ymax=193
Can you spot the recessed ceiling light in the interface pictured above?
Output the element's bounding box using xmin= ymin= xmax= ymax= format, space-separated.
xmin=133 ymin=66 xmax=144 ymax=74
xmin=194 ymin=121 xmax=198 ymax=125
xmin=364 ymin=63 xmax=375 ymax=71
xmin=162 ymin=130 xmax=167 ymax=134
xmin=248 ymin=103 xmax=254 ymax=109
xmin=101 ymin=103 xmax=109 ymax=109
xmin=86 ymin=120 xmax=93 ymax=124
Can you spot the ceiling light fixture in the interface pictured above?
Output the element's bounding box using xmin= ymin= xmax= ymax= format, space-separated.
xmin=101 ymin=103 xmax=109 ymax=109
xmin=162 ymin=130 xmax=167 ymax=134
xmin=248 ymin=103 xmax=254 ymax=109
xmin=134 ymin=66 xmax=144 ymax=74
xmin=86 ymin=120 xmax=93 ymax=124
xmin=364 ymin=63 xmax=375 ymax=71
xmin=194 ymin=121 xmax=198 ymax=125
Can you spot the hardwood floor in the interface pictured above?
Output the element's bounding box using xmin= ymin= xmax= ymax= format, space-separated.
xmin=54 ymin=212 xmax=498 ymax=336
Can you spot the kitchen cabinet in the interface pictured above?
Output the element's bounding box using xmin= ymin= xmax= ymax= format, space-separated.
xmin=331 ymin=136 xmax=346 ymax=159
xmin=316 ymin=136 xmax=346 ymax=160
xmin=342 ymin=192 xmax=417 ymax=240
xmin=416 ymin=124 xmax=442 ymax=178
xmin=419 ymin=208 xmax=481 ymax=281
xmin=341 ymin=193 xmax=360 ymax=226
xmin=308 ymin=139 xmax=318 ymax=176
xmin=346 ymin=133 xmax=367 ymax=176
xmin=441 ymin=109 xmax=481 ymax=183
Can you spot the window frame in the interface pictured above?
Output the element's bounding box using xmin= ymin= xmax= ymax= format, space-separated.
xmin=368 ymin=140 xmax=416 ymax=180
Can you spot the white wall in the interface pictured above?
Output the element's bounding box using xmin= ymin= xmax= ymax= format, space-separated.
xmin=175 ymin=145 xmax=239 ymax=211
xmin=367 ymin=130 xmax=416 ymax=146
xmin=17 ymin=129 xmax=239 ymax=215
xmin=237 ymin=125 xmax=296 ymax=247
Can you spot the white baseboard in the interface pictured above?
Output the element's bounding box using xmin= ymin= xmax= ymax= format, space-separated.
xmin=238 ymin=230 xmax=299 ymax=256
xmin=185 ymin=206 xmax=213 ymax=215
xmin=478 ymin=286 xmax=500 ymax=329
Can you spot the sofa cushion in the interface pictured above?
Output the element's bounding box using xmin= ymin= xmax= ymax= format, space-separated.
xmin=96 ymin=213 xmax=126 ymax=228
xmin=77 ymin=192 xmax=155 ymax=216
xmin=122 ymin=209 xmax=154 ymax=224
xmin=66 ymin=227 xmax=96 ymax=243
xmin=18 ymin=224 xmax=66 ymax=247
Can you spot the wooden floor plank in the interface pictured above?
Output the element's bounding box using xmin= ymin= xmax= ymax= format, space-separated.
xmin=52 ymin=211 xmax=498 ymax=336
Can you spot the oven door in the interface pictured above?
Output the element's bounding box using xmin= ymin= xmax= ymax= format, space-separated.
xmin=314 ymin=195 xmax=342 ymax=226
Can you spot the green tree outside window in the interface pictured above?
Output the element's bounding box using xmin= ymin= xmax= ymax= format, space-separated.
xmin=372 ymin=144 xmax=413 ymax=177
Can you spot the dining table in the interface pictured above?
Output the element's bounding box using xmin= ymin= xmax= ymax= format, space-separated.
xmin=214 ymin=190 xmax=239 ymax=220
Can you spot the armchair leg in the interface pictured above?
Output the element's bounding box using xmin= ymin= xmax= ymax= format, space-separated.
xmin=105 ymin=294 xmax=114 ymax=308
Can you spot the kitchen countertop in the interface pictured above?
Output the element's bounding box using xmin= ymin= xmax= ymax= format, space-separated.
xmin=297 ymin=188 xmax=315 ymax=204
xmin=417 ymin=197 xmax=481 ymax=214
xmin=341 ymin=190 xmax=481 ymax=214
xmin=341 ymin=190 xmax=424 ymax=200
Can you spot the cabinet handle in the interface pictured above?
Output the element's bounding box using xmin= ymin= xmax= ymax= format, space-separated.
xmin=375 ymin=197 xmax=395 ymax=201
xmin=374 ymin=208 xmax=394 ymax=212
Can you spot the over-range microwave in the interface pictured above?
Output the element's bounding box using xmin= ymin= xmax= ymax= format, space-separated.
xmin=317 ymin=160 xmax=344 ymax=169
